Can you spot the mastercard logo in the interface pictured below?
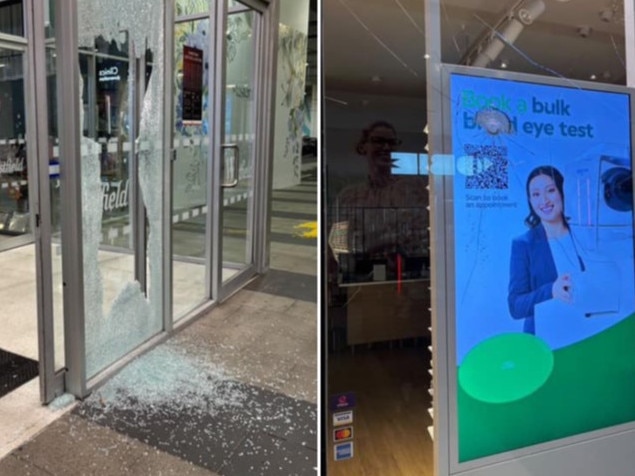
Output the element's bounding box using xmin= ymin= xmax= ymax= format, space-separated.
xmin=334 ymin=426 xmax=353 ymax=441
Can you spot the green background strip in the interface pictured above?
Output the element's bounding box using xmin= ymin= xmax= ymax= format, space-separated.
xmin=458 ymin=314 xmax=635 ymax=462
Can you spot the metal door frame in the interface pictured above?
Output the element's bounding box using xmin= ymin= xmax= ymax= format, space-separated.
xmin=20 ymin=0 xmax=65 ymax=403
xmin=51 ymin=0 xmax=278 ymax=399
xmin=210 ymin=0 xmax=278 ymax=303
xmin=54 ymin=0 xmax=172 ymax=398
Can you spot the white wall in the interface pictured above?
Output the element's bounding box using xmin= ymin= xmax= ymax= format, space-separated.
xmin=271 ymin=0 xmax=310 ymax=190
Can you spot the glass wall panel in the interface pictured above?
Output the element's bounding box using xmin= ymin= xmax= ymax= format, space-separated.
xmin=172 ymin=12 xmax=210 ymax=319
xmin=0 ymin=47 xmax=38 ymax=365
xmin=0 ymin=48 xmax=28 ymax=238
xmin=221 ymin=9 xmax=256 ymax=280
xmin=0 ymin=1 xmax=24 ymax=37
xmin=176 ymin=0 xmax=208 ymax=17
xmin=76 ymin=1 xmax=165 ymax=379
xmin=323 ymin=0 xmax=431 ymax=473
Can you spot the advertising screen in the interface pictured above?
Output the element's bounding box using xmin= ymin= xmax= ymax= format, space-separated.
xmin=450 ymin=72 xmax=635 ymax=462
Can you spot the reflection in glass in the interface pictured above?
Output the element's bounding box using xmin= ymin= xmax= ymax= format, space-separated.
xmin=440 ymin=0 xmax=626 ymax=84
xmin=0 ymin=1 xmax=24 ymax=37
xmin=176 ymin=0 xmax=209 ymax=17
xmin=45 ymin=45 xmax=66 ymax=372
xmin=172 ymin=17 xmax=210 ymax=319
xmin=0 ymin=47 xmax=39 ymax=368
xmin=221 ymin=10 xmax=255 ymax=276
xmin=0 ymin=47 xmax=28 ymax=237
xmin=323 ymin=0 xmax=432 ymax=471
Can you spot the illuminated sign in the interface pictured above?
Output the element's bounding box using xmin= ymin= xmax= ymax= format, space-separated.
xmin=450 ymin=72 xmax=635 ymax=462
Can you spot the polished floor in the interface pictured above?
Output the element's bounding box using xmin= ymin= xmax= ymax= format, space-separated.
xmin=326 ymin=343 xmax=434 ymax=475
xmin=0 ymin=162 xmax=317 ymax=474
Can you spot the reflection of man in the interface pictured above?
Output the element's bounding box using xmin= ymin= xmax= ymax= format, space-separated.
xmin=328 ymin=120 xmax=428 ymax=282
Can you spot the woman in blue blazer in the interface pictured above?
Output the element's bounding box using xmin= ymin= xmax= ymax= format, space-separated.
xmin=508 ymin=165 xmax=582 ymax=333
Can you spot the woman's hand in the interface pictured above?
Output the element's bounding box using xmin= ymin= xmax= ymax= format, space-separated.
xmin=552 ymin=274 xmax=573 ymax=303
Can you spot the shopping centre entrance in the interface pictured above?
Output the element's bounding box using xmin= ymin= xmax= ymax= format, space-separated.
xmin=0 ymin=0 xmax=277 ymax=403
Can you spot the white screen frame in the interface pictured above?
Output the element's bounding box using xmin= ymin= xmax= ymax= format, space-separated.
xmin=431 ymin=63 xmax=635 ymax=476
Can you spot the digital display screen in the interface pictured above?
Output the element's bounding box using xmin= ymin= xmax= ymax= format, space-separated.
xmin=450 ymin=72 xmax=635 ymax=462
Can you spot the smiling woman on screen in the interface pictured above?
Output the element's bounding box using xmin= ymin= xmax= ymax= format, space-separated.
xmin=508 ymin=165 xmax=587 ymax=333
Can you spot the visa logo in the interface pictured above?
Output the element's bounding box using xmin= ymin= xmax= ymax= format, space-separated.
xmin=333 ymin=410 xmax=353 ymax=426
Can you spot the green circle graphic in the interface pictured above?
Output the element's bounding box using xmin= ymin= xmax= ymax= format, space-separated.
xmin=459 ymin=333 xmax=554 ymax=404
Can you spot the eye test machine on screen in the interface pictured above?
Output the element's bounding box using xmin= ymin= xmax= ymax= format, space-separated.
xmin=534 ymin=146 xmax=635 ymax=349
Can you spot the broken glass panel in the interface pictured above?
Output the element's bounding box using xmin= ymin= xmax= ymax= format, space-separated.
xmin=77 ymin=1 xmax=165 ymax=378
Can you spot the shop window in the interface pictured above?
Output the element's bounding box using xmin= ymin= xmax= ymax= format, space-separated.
xmin=0 ymin=0 xmax=24 ymax=38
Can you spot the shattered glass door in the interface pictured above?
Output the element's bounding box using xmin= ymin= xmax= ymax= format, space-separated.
xmin=76 ymin=1 xmax=166 ymax=379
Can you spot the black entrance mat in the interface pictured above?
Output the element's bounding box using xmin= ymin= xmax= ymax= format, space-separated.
xmin=0 ymin=348 xmax=38 ymax=398
xmin=75 ymin=379 xmax=317 ymax=475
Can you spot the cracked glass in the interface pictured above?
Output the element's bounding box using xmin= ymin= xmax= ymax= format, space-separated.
xmin=77 ymin=0 xmax=165 ymax=378
xmin=440 ymin=0 xmax=635 ymax=466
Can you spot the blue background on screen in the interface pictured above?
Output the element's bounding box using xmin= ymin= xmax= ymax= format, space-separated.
xmin=450 ymin=73 xmax=634 ymax=362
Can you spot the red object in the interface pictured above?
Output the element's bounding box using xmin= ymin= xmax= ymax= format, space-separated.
xmin=397 ymin=254 xmax=403 ymax=294
xmin=334 ymin=426 xmax=353 ymax=441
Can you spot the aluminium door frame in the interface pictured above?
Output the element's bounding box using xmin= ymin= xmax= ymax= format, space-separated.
xmin=54 ymin=0 xmax=87 ymax=398
xmin=211 ymin=0 xmax=278 ymax=303
xmin=0 ymin=5 xmax=68 ymax=406
xmin=54 ymin=0 xmax=174 ymax=399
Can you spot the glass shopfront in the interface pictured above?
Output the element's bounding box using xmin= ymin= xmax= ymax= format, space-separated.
xmin=323 ymin=1 xmax=635 ymax=475
xmin=0 ymin=0 xmax=277 ymax=403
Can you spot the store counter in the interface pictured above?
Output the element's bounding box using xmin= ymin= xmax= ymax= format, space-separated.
xmin=341 ymin=278 xmax=430 ymax=345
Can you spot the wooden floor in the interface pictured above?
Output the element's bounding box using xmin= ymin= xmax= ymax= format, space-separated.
xmin=326 ymin=343 xmax=434 ymax=475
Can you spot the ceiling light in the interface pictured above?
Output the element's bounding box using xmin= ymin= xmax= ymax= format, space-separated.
xmin=590 ymin=74 xmax=597 ymax=80
xmin=500 ymin=60 xmax=508 ymax=69
xmin=370 ymin=75 xmax=382 ymax=83
xmin=424 ymin=53 xmax=430 ymax=60
xmin=471 ymin=0 xmax=545 ymax=68
xmin=517 ymin=0 xmax=546 ymax=25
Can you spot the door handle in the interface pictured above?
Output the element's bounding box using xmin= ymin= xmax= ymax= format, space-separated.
xmin=221 ymin=143 xmax=239 ymax=188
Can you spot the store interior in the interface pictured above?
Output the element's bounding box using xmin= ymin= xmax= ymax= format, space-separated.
xmin=323 ymin=0 xmax=628 ymax=474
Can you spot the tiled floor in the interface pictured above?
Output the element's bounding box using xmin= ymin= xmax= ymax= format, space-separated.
xmin=0 ymin=163 xmax=317 ymax=474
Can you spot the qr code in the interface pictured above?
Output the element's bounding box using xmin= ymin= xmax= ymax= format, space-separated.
xmin=464 ymin=144 xmax=509 ymax=189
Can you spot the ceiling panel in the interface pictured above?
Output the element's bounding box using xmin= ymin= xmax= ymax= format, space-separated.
xmin=323 ymin=0 xmax=628 ymax=98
